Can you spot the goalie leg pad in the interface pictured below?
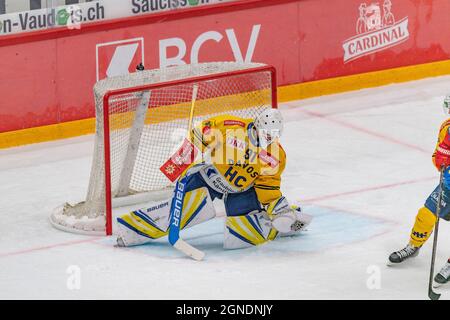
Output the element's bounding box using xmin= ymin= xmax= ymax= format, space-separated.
xmin=224 ymin=213 xmax=278 ymax=249
xmin=117 ymin=199 xmax=172 ymax=247
xmin=117 ymin=187 xmax=215 ymax=247
xmin=179 ymin=187 xmax=216 ymax=229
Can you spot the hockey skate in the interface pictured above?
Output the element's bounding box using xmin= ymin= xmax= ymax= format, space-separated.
xmin=433 ymin=259 xmax=450 ymax=288
xmin=387 ymin=244 xmax=420 ymax=265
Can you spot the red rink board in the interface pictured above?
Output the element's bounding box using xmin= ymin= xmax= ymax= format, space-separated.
xmin=0 ymin=0 xmax=449 ymax=133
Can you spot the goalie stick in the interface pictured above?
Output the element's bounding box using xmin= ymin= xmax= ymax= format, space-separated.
xmin=168 ymin=176 xmax=205 ymax=261
xmin=428 ymin=167 xmax=445 ymax=300
xmin=166 ymin=84 xmax=205 ymax=261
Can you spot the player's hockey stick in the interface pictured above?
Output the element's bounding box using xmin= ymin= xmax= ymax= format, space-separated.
xmin=428 ymin=167 xmax=445 ymax=300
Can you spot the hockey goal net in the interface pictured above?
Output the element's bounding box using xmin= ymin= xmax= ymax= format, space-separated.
xmin=50 ymin=62 xmax=277 ymax=235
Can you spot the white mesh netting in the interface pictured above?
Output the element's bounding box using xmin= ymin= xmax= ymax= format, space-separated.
xmin=50 ymin=62 xmax=275 ymax=235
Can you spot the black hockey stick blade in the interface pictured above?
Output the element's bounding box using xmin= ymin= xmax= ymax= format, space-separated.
xmin=428 ymin=287 xmax=441 ymax=300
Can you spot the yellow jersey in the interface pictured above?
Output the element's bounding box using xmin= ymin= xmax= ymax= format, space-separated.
xmin=190 ymin=114 xmax=286 ymax=205
xmin=432 ymin=119 xmax=450 ymax=170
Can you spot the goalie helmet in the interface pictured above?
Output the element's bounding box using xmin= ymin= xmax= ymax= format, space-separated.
xmin=254 ymin=108 xmax=284 ymax=148
xmin=443 ymin=94 xmax=450 ymax=116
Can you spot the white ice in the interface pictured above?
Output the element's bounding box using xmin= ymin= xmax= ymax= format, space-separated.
xmin=2 ymin=75 xmax=450 ymax=300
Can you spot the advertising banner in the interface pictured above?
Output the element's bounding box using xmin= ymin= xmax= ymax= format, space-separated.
xmin=0 ymin=0 xmax=234 ymax=36
xmin=0 ymin=0 xmax=449 ymax=134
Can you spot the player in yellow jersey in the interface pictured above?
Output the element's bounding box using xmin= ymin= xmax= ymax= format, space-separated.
xmin=116 ymin=108 xmax=312 ymax=252
xmin=389 ymin=95 xmax=450 ymax=286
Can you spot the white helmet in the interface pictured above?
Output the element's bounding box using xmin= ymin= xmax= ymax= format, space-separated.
xmin=254 ymin=108 xmax=284 ymax=148
xmin=443 ymin=94 xmax=450 ymax=116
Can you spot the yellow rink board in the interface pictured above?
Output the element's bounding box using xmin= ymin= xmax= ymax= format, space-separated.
xmin=1 ymin=59 xmax=450 ymax=149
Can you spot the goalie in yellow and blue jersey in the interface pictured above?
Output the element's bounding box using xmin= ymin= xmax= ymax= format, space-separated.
xmin=115 ymin=108 xmax=312 ymax=253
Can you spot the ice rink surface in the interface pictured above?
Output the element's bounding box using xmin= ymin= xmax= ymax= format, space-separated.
xmin=2 ymin=75 xmax=450 ymax=299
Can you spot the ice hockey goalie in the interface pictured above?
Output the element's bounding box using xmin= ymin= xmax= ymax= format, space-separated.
xmin=115 ymin=108 xmax=312 ymax=251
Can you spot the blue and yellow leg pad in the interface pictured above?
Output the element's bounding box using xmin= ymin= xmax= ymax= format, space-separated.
xmin=224 ymin=214 xmax=278 ymax=249
xmin=118 ymin=210 xmax=168 ymax=240
xmin=118 ymin=187 xmax=215 ymax=246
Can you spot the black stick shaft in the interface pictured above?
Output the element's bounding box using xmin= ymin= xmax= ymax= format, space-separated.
xmin=428 ymin=167 xmax=445 ymax=300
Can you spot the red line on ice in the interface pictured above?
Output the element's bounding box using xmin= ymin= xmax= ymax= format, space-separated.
xmin=0 ymin=236 xmax=101 ymax=258
xmin=302 ymin=109 xmax=430 ymax=154
xmin=302 ymin=176 xmax=436 ymax=203
xmin=0 ymin=177 xmax=436 ymax=259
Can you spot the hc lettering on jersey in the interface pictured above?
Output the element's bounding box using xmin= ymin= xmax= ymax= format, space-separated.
xmin=224 ymin=167 xmax=247 ymax=188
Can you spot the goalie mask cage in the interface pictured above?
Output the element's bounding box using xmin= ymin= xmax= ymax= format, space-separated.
xmin=50 ymin=62 xmax=277 ymax=235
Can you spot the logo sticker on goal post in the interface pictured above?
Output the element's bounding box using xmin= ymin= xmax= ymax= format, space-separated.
xmin=96 ymin=38 xmax=145 ymax=81
xmin=160 ymin=138 xmax=199 ymax=182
